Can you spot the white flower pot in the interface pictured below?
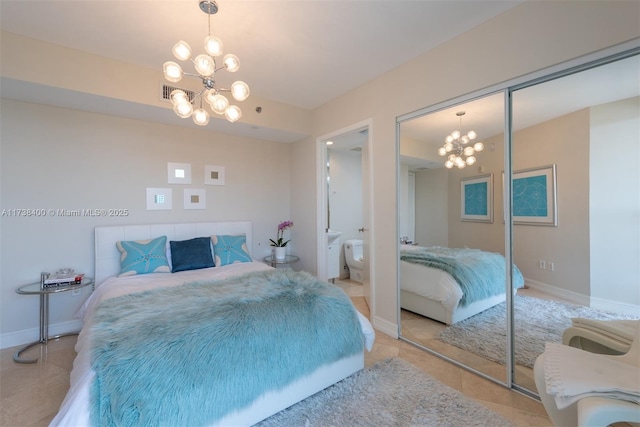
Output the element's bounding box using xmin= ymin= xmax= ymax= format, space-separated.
xmin=274 ymin=247 xmax=286 ymax=260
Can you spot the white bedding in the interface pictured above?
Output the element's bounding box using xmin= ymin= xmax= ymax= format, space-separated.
xmin=51 ymin=261 xmax=374 ymax=426
xmin=400 ymin=244 xmax=463 ymax=312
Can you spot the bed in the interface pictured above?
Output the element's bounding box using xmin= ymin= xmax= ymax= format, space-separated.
xmin=50 ymin=221 xmax=375 ymax=427
xmin=400 ymin=245 xmax=524 ymax=325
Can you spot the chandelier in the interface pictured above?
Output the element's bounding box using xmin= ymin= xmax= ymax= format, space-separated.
xmin=163 ymin=0 xmax=249 ymax=126
xmin=437 ymin=111 xmax=484 ymax=169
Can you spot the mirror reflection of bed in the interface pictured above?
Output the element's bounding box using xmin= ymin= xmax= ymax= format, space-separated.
xmin=400 ymin=244 xmax=522 ymax=325
xmin=398 ymin=53 xmax=640 ymax=395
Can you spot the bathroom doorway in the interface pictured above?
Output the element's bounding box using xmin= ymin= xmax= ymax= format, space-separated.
xmin=317 ymin=119 xmax=373 ymax=308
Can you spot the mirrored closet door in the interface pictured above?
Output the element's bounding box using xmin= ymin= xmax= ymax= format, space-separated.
xmin=398 ymin=92 xmax=510 ymax=383
xmin=510 ymin=52 xmax=640 ymax=393
xmin=398 ymin=47 xmax=639 ymax=394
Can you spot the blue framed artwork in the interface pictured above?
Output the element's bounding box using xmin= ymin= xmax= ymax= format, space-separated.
xmin=460 ymin=173 xmax=493 ymax=223
xmin=512 ymin=164 xmax=557 ymax=226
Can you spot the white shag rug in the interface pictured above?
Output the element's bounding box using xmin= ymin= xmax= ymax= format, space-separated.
xmin=437 ymin=294 xmax=638 ymax=368
xmin=257 ymin=358 xmax=514 ymax=427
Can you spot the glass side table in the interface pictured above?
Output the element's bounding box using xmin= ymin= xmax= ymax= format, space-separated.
xmin=14 ymin=277 xmax=94 ymax=364
xmin=263 ymin=254 xmax=300 ymax=268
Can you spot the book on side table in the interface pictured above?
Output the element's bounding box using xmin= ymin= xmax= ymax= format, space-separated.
xmin=41 ymin=270 xmax=84 ymax=288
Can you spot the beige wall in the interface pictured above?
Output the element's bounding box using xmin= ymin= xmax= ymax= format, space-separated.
xmin=414 ymin=168 xmax=449 ymax=248
xmin=0 ymin=99 xmax=292 ymax=344
xmin=512 ymin=110 xmax=591 ymax=296
xmin=302 ymin=1 xmax=639 ymax=331
xmin=590 ymin=97 xmax=640 ymax=308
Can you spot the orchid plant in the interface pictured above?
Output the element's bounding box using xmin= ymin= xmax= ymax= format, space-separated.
xmin=269 ymin=220 xmax=293 ymax=247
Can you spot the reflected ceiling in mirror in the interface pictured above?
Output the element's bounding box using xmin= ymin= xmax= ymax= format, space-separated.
xmin=400 ymin=55 xmax=639 ymax=172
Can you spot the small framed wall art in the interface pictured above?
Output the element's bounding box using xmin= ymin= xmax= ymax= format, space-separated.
xmin=183 ymin=189 xmax=206 ymax=210
xmin=204 ymin=165 xmax=225 ymax=186
xmin=168 ymin=162 xmax=192 ymax=184
xmin=512 ymin=164 xmax=557 ymax=226
xmin=460 ymin=173 xmax=493 ymax=223
xmin=146 ymin=188 xmax=172 ymax=210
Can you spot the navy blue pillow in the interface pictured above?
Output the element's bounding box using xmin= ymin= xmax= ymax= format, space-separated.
xmin=169 ymin=237 xmax=214 ymax=273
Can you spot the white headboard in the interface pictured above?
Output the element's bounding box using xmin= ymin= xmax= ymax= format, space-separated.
xmin=94 ymin=222 xmax=252 ymax=285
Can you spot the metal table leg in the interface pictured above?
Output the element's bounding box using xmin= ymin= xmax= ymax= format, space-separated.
xmin=12 ymin=294 xmax=79 ymax=363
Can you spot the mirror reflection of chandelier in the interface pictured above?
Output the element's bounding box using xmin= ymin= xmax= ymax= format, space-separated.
xmin=438 ymin=111 xmax=484 ymax=169
xmin=163 ymin=0 xmax=250 ymax=126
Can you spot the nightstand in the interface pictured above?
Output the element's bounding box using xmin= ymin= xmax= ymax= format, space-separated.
xmin=263 ymin=254 xmax=300 ymax=268
xmin=14 ymin=277 xmax=94 ymax=363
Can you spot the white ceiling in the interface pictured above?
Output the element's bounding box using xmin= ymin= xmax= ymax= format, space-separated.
xmin=0 ymin=0 xmax=523 ymax=110
xmin=325 ymin=54 xmax=640 ymax=168
xmin=402 ymin=55 xmax=640 ymax=141
xmin=2 ymin=1 xmax=637 ymax=148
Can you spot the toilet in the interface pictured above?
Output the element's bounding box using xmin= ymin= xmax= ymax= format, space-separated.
xmin=344 ymin=239 xmax=363 ymax=283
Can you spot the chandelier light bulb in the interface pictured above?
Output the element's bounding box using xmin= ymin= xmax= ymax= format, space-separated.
xmin=204 ymin=36 xmax=224 ymax=57
xmin=194 ymin=54 xmax=216 ymax=76
xmin=225 ymin=105 xmax=242 ymax=122
xmin=163 ymin=61 xmax=183 ymax=82
xmin=474 ymin=142 xmax=485 ymax=152
xmin=172 ymin=40 xmax=192 ymax=61
xmin=223 ymin=54 xmax=240 ymax=72
xmin=445 ymin=160 xmax=454 ymax=169
xmin=230 ymin=81 xmax=250 ymax=101
xmin=445 ymin=135 xmax=454 ymax=144
xmin=209 ymin=94 xmax=229 ymax=114
xmin=467 ymin=130 xmax=477 ymax=140
xmin=463 ymin=146 xmax=475 ymax=156
xmin=466 ymin=156 xmax=476 ymax=165
xmin=460 ymin=135 xmax=470 ymax=144
xmin=170 ymin=89 xmax=189 ymax=105
xmin=204 ymin=89 xmax=217 ymax=104
xmin=192 ymin=108 xmax=210 ymax=126
xmin=173 ymin=102 xmax=193 ymax=118
xmin=444 ymin=142 xmax=453 ymax=152
xmin=451 ymin=130 xmax=461 ymax=140
xmin=438 ymin=147 xmax=447 ymax=157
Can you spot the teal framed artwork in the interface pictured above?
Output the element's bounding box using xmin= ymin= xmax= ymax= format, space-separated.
xmin=460 ymin=173 xmax=493 ymax=223
xmin=512 ymin=164 xmax=557 ymax=226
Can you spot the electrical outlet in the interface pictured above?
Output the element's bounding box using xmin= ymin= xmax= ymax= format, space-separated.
xmin=548 ymin=262 xmax=555 ymax=272
xmin=539 ymin=260 xmax=546 ymax=269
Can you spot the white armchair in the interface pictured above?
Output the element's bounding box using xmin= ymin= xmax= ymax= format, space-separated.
xmin=534 ymin=322 xmax=640 ymax=426
xmin=563 ymin=318 xmax=638 ymax=355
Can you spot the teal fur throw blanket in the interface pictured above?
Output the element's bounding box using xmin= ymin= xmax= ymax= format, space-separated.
xmin=401 ymin=247 xmax=524 ymax=307
xmin=89 ymin=269 xmax=364 ymax=427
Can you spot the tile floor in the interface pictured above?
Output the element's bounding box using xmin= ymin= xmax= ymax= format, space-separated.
xmin=0 ymin=279 xmax=551 ymax=427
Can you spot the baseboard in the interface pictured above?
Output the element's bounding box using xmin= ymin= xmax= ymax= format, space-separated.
xmin=0 ymin=319 xmax=83 ymax=350
xmin=525 ymin=278 xmax=640 ymax=316
xmin=372 ymin=315 xmax=398 ymax=339
xmin=590 ymin=296 xmax=640 ymax=317
xmin=524 ymin=279 xmax=590 ymax=306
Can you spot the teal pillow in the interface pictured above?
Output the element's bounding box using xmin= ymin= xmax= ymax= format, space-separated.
xmin=169 ymin=237 xmax=214 ymax=273
xmin=116 ymin=236 xmax=170 ymax=277
xmin=211 ymin=234 xmax=252 ymax=266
